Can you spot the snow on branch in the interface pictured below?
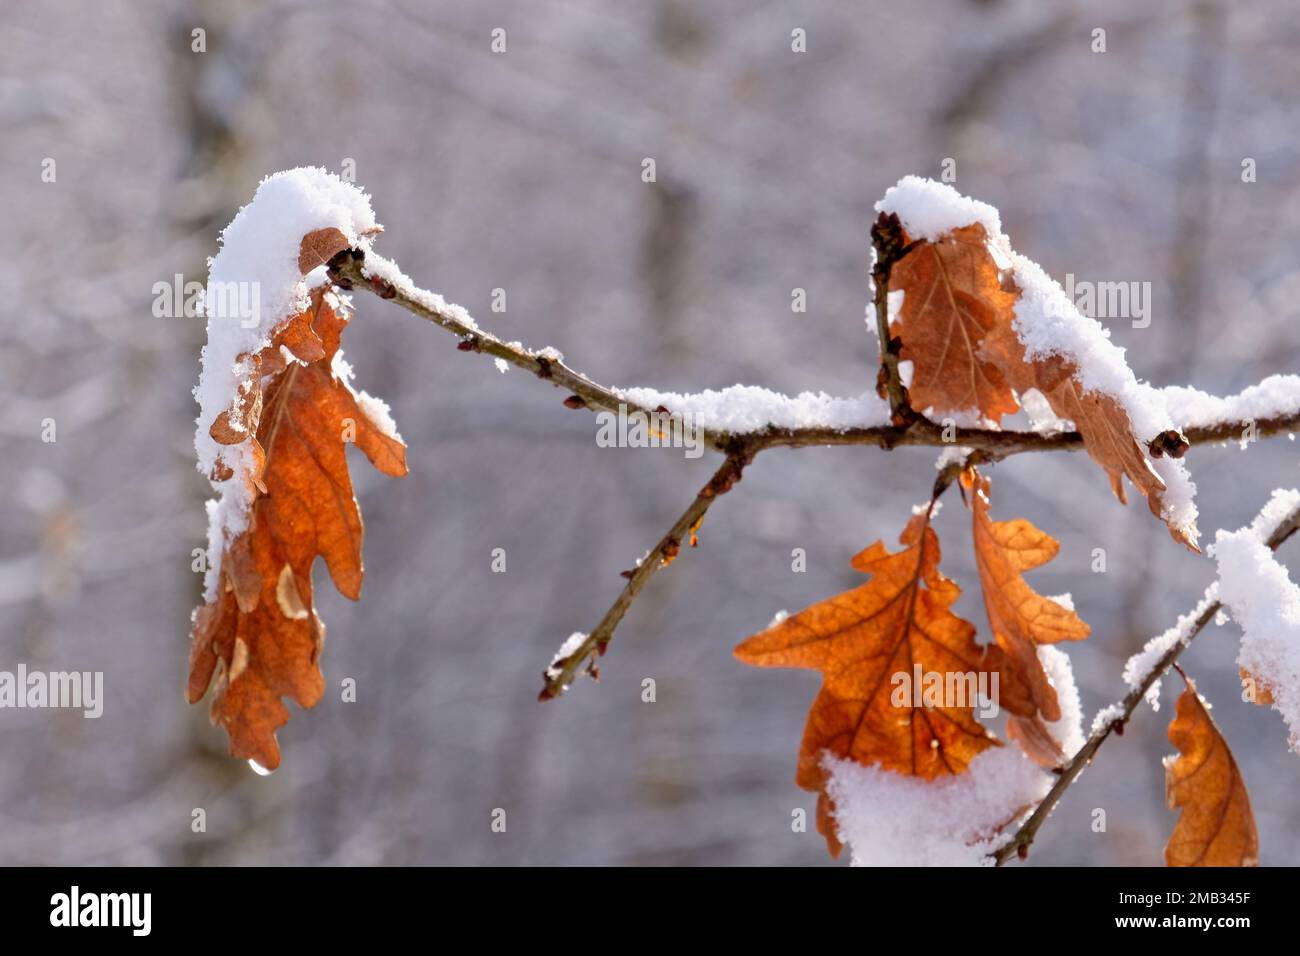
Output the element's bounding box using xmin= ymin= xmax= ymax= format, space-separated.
xmin=616 ymin=385 xmax=888 ymax=434
xmin=1164 ymin=375 xmax=1300 ymax=438
xmin=333 ymin=241 xmax=1300 ymax=458
xmin=1212 ymin=488 xmax=1300 ymax=753
xmin=1122 ymin=584 xmax=1221 ymax=712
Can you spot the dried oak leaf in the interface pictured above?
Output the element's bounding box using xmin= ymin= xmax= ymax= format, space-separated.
xmin=1006 ymin=713 xmax=1068 ymax=769
xmin=1165 ymin=680 xmax=1258 ymax=867
xmin=888 ymin=223 xmax=1020 ymax=422
xmin=965 ymin=468 xmax=1089 ymax=729
xmin=887 ymin=224 xmax=1197 ymax=550
xmin=734 ymin=510 xmax=1004 ymax=856
xmin=298 ymin=226 xmax=350 ymax=274
xmin=983 ymin=326 xmax=1196 ymax=551
xmin=188 ymin=287 xmax=407 ymax=769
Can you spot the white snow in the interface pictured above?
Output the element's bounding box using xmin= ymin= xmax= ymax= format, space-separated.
xmin=875 ymin=175 xmax=1003 ymax=243
xmin=825 ymin=643 xmax=1083 ymax=865
xmin=1122 ymin=583 xmax=1220 ymax=711
xmin=545 ymin=631 xmax=588 ymax=682
xmin=1019 ymin=388 xmax=1069 ymax=432
xmin=356 ymin=391 xmax=402 ymax=442
xmin=615 ymin=385 xmax=889 ymax=434
xmin=1238 ymin=487 xmax=1300 ymax=542
xmin=934 ymin=446 xmax=974 ymax=471
xmin=923 ymin=407 xmax=990 ymax=430
xmin=360 ymin=253 xmax=581 ymax=383
xmin=1006 ymin=250 xmax=1199 ymax=543
xmin=1037 ymin=645 xmax=1084 ymax=757
xmin=362 ymin=251 xmax=481 ymax=333
xmin=330 ymin=345 xmax=354 ymax=383
xmin=1148 ymin=456 xmax=1199 ymax=546
xmin=1211 ymin=488 xmax=1300 ymax=753
xmin=1090 ymin=703 xmax=1126 ymax=736
xmin=897 ymin=360 xmax=914 ymax=388
xmin=864 ymin=289 xmax=905 ymax=339
xmin=1002 ymin=254 xmax=1162 ymax=431
xmin=1163 ymin=374 xmax=1300 ymax=434
xmin=194 ymin=168 xmax=379 ymax=599
xmin=1047 ymin=592 xmax=1075 ymax=612
xmin=824 ymin=747 xmax=1051 ymax=866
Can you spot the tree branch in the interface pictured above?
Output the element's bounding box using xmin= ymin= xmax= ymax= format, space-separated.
xmin=328 ymin=248 xmax=1300 ymax=459
xmin=329 ymin=245 xmax=1300 ymax=703
xmin=537 ymin=450 xmax=752 ymax=700
xmin=992 ymin=499 xmax=1300 ymax=865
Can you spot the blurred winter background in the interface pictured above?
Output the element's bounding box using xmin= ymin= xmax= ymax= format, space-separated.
xmin=3 ymin=0 xmax=1300 ymax=866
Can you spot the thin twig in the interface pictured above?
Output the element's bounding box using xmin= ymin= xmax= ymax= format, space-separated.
xmin=870 ymin=212 xmax=917 ymax=426
xmin=538 ymin=450 xmax=753 ymax=700
xmin=992 ymin=500 xmax=1300 ymax=865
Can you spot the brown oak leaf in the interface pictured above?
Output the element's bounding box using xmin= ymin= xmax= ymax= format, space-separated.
xmin=188 ymin=286 xmax=407 ymax=769
xmin=965 ymin=468 xmax=1089 ymax=726
xmin=983 ymin=328 xmax=1196 ymax=551
xmin=1165 ymin=679 xmax=1258 ymax=866
xmin=298 ymin=226 xmax=350 ymax=274
xmin=889 ymin=223 xmax=1020 ymax=422
xmin=734 ymin=509 xmax=1005 ymax=856
xmin=1006 ymin=713 xmax=1068 ymax=769
xmin=886 ymin=223 xmax=1198 ymax=550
